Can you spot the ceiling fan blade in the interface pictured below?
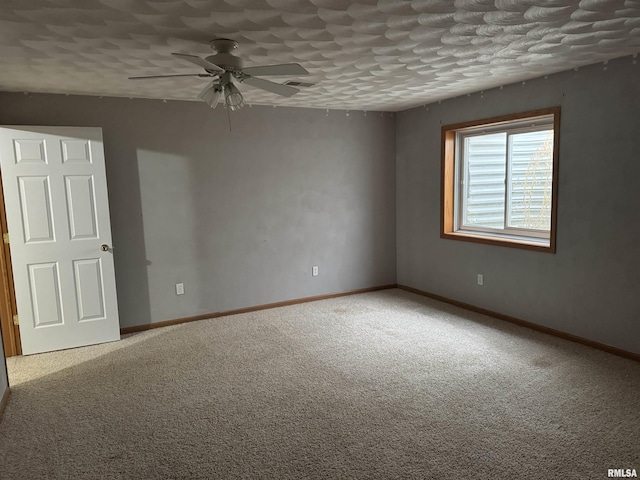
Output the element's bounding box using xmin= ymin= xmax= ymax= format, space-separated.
xmin=241 ymin=76 xmax=300 ymax=97
xmin=241 ymin=63 xmax=308 ymax=77
xmin=171 ymin=53 xmax=225 ymax=74
xmin=128 ymin=73 xmax=215 ymax=80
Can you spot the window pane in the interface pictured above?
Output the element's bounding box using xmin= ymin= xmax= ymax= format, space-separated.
xmin=464 ymin=132 xmax=506 ymax=229
xmin=507 ymin=129 xmax=553 ymax=231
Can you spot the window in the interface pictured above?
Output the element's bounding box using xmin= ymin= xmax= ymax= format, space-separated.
xmin=441 ymin=107 xmax=560 ymax=252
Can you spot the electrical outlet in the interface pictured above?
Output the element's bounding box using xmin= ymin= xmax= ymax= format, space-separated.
xmin=477 ymin=274 xmax=484 ymax=286
xmin=176 ymin=283 xmax=185 ymax=295
xmin=312 ymin=266 xmax=319 ymax=277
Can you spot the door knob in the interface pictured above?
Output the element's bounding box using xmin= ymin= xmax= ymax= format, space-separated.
xmin=100 ymin=244 xmax=110 ymax=252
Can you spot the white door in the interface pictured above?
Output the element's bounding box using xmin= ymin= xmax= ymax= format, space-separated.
xmin=0 ymin=126 xmax=120 ymax=355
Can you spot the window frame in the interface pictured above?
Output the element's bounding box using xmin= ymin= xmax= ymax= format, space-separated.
xmin=441 ymin=107 xmax=560 ymax=253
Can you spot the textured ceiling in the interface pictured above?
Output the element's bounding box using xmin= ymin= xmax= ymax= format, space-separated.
xmin=0 ymin=0 xmax=639 ymax=111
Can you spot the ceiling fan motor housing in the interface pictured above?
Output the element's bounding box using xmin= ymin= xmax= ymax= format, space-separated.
xmin=207 ymin=38 xmax=243 ymax=73
xmin=205 ymin=52 xmax=243 ymax=72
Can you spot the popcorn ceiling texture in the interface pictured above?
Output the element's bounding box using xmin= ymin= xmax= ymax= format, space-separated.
xmin=0 ymin=0 xmax=639 ymax=111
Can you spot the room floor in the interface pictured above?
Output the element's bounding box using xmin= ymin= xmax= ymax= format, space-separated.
xmin=1 ymin=289 xmax=639 ymax=479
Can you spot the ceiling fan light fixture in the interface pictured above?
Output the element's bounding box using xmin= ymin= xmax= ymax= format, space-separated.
xmin=130 ymin=39 xmax=307 ymax=110
xmin=224 ymin=81 xmax=245 ymax=111
xmin=199 ymin=84 xmax=222 ymax=108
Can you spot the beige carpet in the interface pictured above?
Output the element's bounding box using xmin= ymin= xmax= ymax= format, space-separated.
xmin=1 ymin=289 xmax=638 ymax=479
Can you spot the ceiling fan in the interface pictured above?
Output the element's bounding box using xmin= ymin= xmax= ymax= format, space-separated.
xmin=129 ymin=38 xmax=309 ymax=111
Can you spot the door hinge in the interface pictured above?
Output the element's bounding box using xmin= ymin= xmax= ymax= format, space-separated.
xmin=12 ymin=314 xmax=18 ymax=326
xmin=3 ymin=233 xmax=8 ymax=244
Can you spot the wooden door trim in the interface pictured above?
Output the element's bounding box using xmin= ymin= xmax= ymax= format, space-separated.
xmin=0 ymin=169 xmax=20 ymax=357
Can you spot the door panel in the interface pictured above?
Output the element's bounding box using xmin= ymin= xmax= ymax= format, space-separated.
xmin=18 ymin=176 xmax=55 ymax=243
xmin=28 ymin=262 xmax=63 ymax=327
xmin=61 ymin=140 xmax=92 ymax=164
xmin=65 ymin=175 xmax=98 ymax=239
xmin=13 ymin=139 xmax=47 ymax=164
xmin=73 ymin=258 xmax=105 ymax=322
xmin=0 ymin=126 xmax=120 ymax=354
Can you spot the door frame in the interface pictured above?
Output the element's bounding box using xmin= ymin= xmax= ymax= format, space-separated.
xmin=0 ymin=169 xmax=21 ymax=357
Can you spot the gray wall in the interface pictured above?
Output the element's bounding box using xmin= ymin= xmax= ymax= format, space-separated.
xmin=397 ymin=55 xmax=640 ymax=355
xmin=0 ymin=94 xmax=396 ymax=328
